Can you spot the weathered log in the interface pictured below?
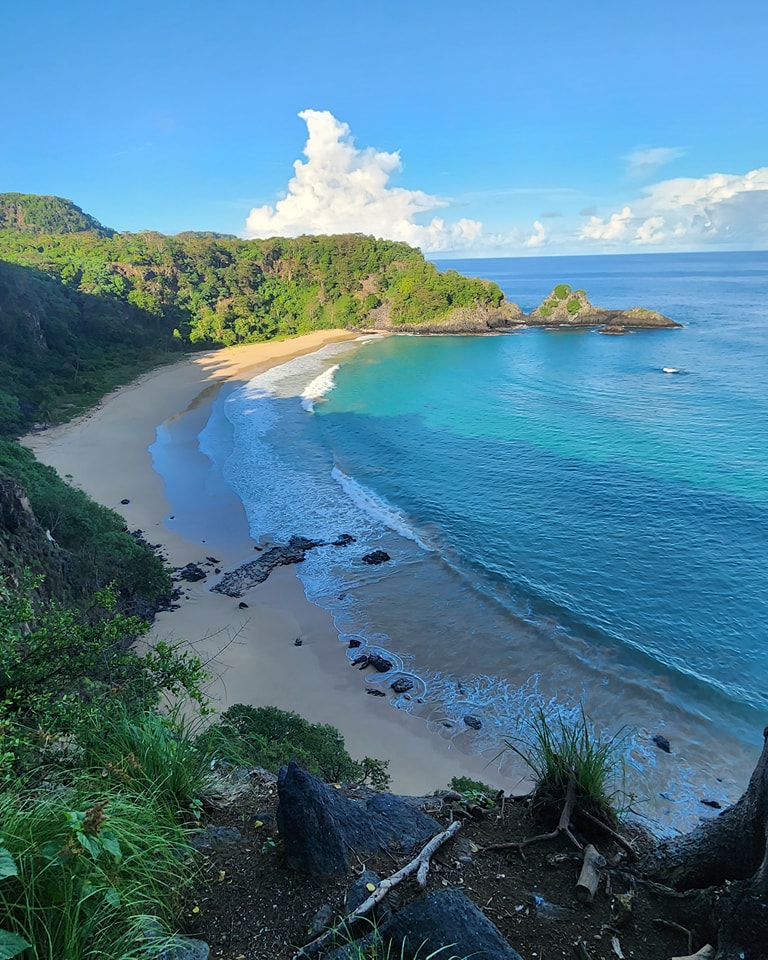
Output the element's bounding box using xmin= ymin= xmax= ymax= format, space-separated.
xmin=575 ymin=843 xmax=606 ymax=903
xmin=293 ymin=820 xmax=462 ymax=960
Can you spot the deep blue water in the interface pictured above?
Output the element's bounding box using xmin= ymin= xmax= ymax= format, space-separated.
xmin=196 ymin=251 xmax=768 ymax=829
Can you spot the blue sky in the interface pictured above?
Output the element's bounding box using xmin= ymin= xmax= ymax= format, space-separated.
xmin=3 ymin=0 xmax=766 ymax=256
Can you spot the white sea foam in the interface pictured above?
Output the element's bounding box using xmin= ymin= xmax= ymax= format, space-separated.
xmin=301 ymin=364 xmax=339 ymax=412
xmin=331 ymin=466 xmax=432 ymax=550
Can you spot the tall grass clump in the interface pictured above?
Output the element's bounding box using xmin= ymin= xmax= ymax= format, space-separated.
xmin=0 ymin=785 xmax=195 ymax=959
xmin=75 ymin=702 xmax=209 ymax=818
xmin=506 ymin=706 xmax=627 ymax=826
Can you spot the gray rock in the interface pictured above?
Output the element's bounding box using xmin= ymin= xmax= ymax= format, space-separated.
xmin=307 ymin=903 xmax=334 ymax=939
xmin=214 ymin=536 xmax=325 ymax=595
xmin=277 ymin=762 xmax=441 ymax=876
xmin=346 ymin=875 xmax=378 ymax=915
xmin=378 ymin=888 xmax=524 ymax=960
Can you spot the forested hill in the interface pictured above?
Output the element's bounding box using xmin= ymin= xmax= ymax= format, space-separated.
xmin=0 ymin=192 xmax=113 ymax=236
xmin=0 ymin=195 xmax=511 ymax=432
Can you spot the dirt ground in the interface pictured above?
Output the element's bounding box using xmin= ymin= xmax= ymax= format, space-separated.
xmin=181 ymin=770 xmax=695 ymax=960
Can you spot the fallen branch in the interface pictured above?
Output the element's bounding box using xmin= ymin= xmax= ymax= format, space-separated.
xmin=574 ymin=807 xmax=638 ymax=862
xmin=293 ymin=820 xmax=462 ymax=960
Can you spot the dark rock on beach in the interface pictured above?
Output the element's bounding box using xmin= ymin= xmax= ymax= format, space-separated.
xmin=177 ymin=562 xmax=207 ymax=582
xmin=653 ymin=734 xmax=671 ymax=753
xmin=213 ymin=536 xmax=325 ymax=595
xmin=362 ymin=550 xmax=391 ymax=565
xmin=333 ymin=533 xmax=356 ymax=546
xmin=353 ymin=653 xmax=394 ymax=673
xmin=391 ymin=677 xmax=415 ymax=694
xmin=366 ymin=689 xmax=386 ymax=696
xmin=463 ymin=715 xmax=483 ymax=730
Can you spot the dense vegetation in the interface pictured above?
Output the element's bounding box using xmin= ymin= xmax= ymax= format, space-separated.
xmin=0 ymin=193 xmax=113 ymax=236
xmin=0 ymin=194 xmax=504 ymax=430
xmin=0 ymin=571 xmax=389 ymax=959
xmin=0 ymin=440 xmax=170 ymax=606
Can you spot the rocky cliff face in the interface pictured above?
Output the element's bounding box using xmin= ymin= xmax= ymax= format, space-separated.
xmin=0 ymin=475 xmax=69 ymax=600
xmin=367 ymin=301 xmax=525 ymax=334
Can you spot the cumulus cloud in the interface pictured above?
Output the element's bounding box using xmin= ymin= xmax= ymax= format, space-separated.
xmin=580 ymin=168 xmax=768 ymax=248
xmin=524 ymin=220 xmax=548 ymax=248
xmin=244 ymin=110 xmax=483 ymax=251
xmin=624 ymin=145 xmax=685 ymax=178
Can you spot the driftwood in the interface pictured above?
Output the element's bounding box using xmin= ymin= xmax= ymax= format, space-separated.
xmin=670 ymin=946 xmax=715 ymax=960
xmin=575 ymin=843 xmax=606 ymax=903
xmin=293 ymin=820 xmax=462 ymax=960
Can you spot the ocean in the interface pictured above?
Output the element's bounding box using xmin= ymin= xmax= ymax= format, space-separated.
xmin=190 ymin=250 xmax=768 ymax=831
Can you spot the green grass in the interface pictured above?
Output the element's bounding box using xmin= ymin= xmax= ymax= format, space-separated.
xmin=76 ymin=703 xmax=209 ymax=819
xmin=505 ymin=706 xmax=627 ymax=826
xmin=566 ymin=298 xmax=582 ymax=315
xmin=0 ymin=785 xmax=196 ymax=959
xmin=553 ymin=283 xmax=572 ymax=300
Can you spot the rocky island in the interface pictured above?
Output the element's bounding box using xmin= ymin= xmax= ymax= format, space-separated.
xmin=367 ymin=282 xmax=680 ymax=335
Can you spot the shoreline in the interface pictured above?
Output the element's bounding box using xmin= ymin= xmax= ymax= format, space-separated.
xmin=23 ymin=331 xmax=508 ymax=795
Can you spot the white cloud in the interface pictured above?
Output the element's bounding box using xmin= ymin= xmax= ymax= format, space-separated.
xmin=524 ymin=220 xmax=547 ymax=248
xmin=624 ymin=145 xmax=685 ymax=178
xmin=244 ymin=110 xmax=482 ymax=251
xmin=580 ymin=168 xmax=768 ymax=249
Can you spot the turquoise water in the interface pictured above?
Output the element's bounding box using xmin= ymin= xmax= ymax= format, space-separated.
xmin=195 ymin=251 xmax=768 ymax=829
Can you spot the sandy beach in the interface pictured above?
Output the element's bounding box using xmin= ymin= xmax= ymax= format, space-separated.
xmin=23 ymin=331 xmax=507 ymax=795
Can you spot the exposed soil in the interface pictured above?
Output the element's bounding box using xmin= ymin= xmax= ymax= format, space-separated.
xmin=182 ymin=770 xmax=690 ymax=960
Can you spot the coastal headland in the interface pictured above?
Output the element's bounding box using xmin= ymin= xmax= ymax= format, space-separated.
xmin=22 ymin=330 xmax=510 ymax=795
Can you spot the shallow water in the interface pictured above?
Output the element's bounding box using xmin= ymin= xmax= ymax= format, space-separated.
xmin=181 ymin=251 xmax=768 ymax=831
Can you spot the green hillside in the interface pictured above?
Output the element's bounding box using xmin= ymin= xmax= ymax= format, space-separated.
xmin=0 ymin=196 xmax=507 ymax=431
xmin=0 ymin=192 xmax=113 ymax=236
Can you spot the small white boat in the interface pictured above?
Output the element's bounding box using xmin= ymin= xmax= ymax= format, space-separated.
xmin=662 ymin=367 xmax=680 ymax=374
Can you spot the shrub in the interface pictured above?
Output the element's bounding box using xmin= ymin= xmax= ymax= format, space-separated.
xmin=505 ymin=706 xmax=626 ymax=826
xmin=449 ymin=775 xmax=497 ymax=808
xmin=566 ymin=298 xmax=582 ymax=315
xmin=553 ymin=283 xmax=572 ymax=300
xmin=538 ymin=306 xmax=553 ymax=318
xmin=199 ymin=704 xmax=390 ymax=789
